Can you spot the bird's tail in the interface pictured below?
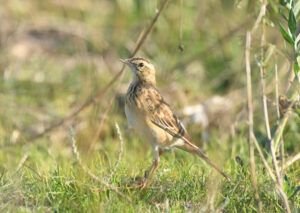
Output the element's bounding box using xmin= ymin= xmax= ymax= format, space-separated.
xmin=180 ymin=140 xmax=231 ymax=181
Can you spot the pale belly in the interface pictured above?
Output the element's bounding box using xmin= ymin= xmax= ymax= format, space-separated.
xmin=125 ymin=103 xmax=150 ymax=138
xmin=124 ymin=104 xmax=140 ymax=130
xmin=125 ymin=104 xmax=184 ymax=149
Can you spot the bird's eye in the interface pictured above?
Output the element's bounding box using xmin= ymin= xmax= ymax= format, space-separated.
xmin=138 ymin=62 xmax=144 ymax=68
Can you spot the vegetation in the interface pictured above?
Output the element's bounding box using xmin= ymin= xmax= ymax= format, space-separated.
xmin=0 ymin=0 xmax=299 ymax=212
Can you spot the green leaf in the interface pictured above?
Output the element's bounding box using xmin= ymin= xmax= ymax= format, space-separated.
xmin=280 ymin=23 xmax=294 ymax=45
xmin=288 ymin=9 xmax=297 ymax=36
xmin=279 ymin=0 xmax=287 ymax=6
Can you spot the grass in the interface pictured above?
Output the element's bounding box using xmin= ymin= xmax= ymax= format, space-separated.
xmin=0 ymin=135 xmax=299 ymax=212
xmin=0 ymin=0 xmax=300 ymax=212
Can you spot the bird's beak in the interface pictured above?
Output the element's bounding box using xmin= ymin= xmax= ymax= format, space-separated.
xmin=120 ymin=58 xmax=130 ymax=65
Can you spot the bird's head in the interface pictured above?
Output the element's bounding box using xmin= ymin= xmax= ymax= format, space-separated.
xmin=121 ymin=57 xmax=156 ymax=85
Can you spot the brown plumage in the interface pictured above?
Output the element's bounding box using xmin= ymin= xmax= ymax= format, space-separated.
xmin=121 ymin=57 xmax=230 ymax=188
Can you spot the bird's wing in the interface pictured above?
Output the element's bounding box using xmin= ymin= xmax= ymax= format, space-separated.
xmin=143 ymin=85 xmax=190 ymax=140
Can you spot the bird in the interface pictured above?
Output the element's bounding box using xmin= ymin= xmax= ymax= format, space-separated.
xmin=121 ymin=57 xmax=230 ymax=188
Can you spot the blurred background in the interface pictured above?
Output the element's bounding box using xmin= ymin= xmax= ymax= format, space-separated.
xmin=0 ymin=0 xmax=250 ymax=148
xmin=0 ymin=0 xmax=299 ymax=210
xmin=1 ymin=0 xmax=299 ymax=148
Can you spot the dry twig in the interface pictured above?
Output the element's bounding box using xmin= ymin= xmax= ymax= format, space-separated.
xmin=245 ymin=31 xmax=262 ymax=212
xmin=69 ymin=127 xmax=131 ymax=202
xmin=275 ymin=64 xmax=285 ymax=176
xmin=14 ymin=153 xmax=29 ymax=174
xmin=249 ymin=1 xmax=291 ymax=211
xmin=106 ymin=122 xmax=125 ymax=182
xmin=24 ymin=0 xmax=171 ymax=143
xmin=282 ymin=153 xmax=300 ymax=170
xmin=169 ymin=16 xmax=254 ymax=73
xmin=88 ymin=98 xmax=114 ymax=152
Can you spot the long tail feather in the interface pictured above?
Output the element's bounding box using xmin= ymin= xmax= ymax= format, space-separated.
xmin=180 ymin=140 xmax=231 ymax=181
xmin=152 ymin=120 xmax=231 ymax=181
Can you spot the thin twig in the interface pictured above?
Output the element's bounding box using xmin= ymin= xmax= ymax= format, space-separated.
xmin=245 ymin=31 xmax=262 ymax=212
xmin=168 ymin=16 xmax=254 ymax=73
xmin=257 ymin=5 xmax=288 ymax=210
xmin=246 ymin=2 xmax=291 ymax=210
xmin=106 ymin=122 xmax=124 ymax=182
xmin=275 ymin=64 xmax=285 ymax=177
xmin=88 ymin=98 xmax=114 ymax=152
xmin=255 ymin=1 xmax=290 ymax=211
xmin=251 ymin=134 xmax=278 ymax=181
xmin=285 ymin=65 xmax=295 ymax=94
xmin=87 ymin=0 xmax=170 ymax=152
xmin=69 ymin=127 xmax=131 ymax=202
xmin=281 ymin=153 xmax=300 ymax=170
xmin=251 ymin=3 xmax=266 ymax=33
xmin=14 ymin=153 xmax=29 ymax=174
xmin=282 ymin=152 xmax=300 ymax=170
xmin=275 ymin=64 xmax=281 ymax=119
xmin=24 ymin=0 xmax=170 ymax=143
xmin=274 ymin=94 xmax=298 ymax=151
xmin=258 ymin=14 xmax=272 ymax=141
xmin=29 ymin=70 xmax=124 ymax=141
xmin=130 ymin=0 xmax=170 ymax=57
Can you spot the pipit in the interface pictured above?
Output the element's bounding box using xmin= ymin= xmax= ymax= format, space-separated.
xmin=121 ymin=57 xmax=230 ymax=188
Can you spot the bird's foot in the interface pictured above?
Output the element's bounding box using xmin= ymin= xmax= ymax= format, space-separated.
xmin=135 ymin=179 xmax=148 ymax=189
xmin=129 ymin=170 xmax=150 ymax=189
xmin=127 ymin=176 xmax=148 ymax=189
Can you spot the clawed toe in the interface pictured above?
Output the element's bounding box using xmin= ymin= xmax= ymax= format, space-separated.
xmin=135 ymin=179 xmax=148 ymax=189
xmin=133 ymin=175 xmax=149 ymax=189
xmin=126 ymin=174 xmax=149 ymax=189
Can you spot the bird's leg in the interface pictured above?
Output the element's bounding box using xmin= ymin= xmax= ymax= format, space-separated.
xmin=138 ymin=146 xmax=163 ymax=189
xmin=179 ymin=141 xmax=231 ymax=181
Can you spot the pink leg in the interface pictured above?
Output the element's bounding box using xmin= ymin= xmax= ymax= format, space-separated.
xmin=138 ymin=146 xmax=163 ymax=189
